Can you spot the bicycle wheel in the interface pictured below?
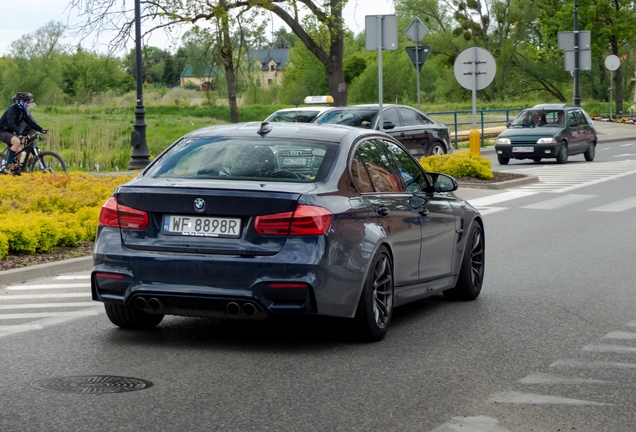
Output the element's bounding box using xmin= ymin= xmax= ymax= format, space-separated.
xmin=28 ymin=151 xmax=67 ymax=173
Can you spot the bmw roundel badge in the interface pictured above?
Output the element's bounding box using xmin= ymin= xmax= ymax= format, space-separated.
xmin=193 ymin=198 xmax=205 ymax=212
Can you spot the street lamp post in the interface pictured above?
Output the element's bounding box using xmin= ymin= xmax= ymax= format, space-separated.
xmin=573 ymin=0 xmax=581 ymax=107
xmin=128 ymin=0 xmax=150 ymax=169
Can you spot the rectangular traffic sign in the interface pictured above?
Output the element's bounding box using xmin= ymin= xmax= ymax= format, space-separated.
xmin=365 ymin=15 xmax=399 ymax=51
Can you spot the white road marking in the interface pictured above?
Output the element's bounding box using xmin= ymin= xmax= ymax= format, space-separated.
xmin=613 ymin=154 xmax=636 ymax=157
xmin=430 ymin=416 xmax=511 ymax=432
xmin=603 ymin=331 xmax=636 ymax=340
xmin=519 ymin=373 xmax=611 ymax=385
xmin=589 ymin=197 xmax=636 ymax=212
xmin=521 ymin=194 xmax=594 ymax=209
xmin=0 ymin=302 xmax=95 ymax=310
xmin=474 ymin=207 xmax=507 ymax=216
xmin=582 ymin=344 xmax=636 ymax=353
xmin=551 ymin=359 xmax=636 ymax=369
xmin=5 ymin=283 xmax=89 ymax=290
xmin=56 ymin=275 xmax=90 ymax=280
xmin=620 ymin=144 xmax=634 ymax=147
xmin=0 ymin=310 xmax=100 ymax=320
xmin=467 ymin=191 xmax=537 ymax=207
xmin=627 ymin=320 xmax=636 ymax=327
xmin=0 ymin=312 xmax=100 ymax=338
xmin=487 ymin=391 xmax=609 ymax=406
xmin=0 ymin=293 xmax=92 ymax=300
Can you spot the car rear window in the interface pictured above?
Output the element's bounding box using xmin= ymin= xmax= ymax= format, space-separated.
xmin=145 ymin=137 xmax=338 ymax=182
xmin=314 ymin=109 xmax=378 ymax=128
xmin=268 ymin=110 xmax=322 ymax=123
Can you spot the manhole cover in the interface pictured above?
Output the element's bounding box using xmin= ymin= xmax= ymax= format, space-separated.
xmin=30 ymin=375 xmax=153 ymax=394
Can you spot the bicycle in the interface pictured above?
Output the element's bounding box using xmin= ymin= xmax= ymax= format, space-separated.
xmin=0 ymin=132 xmax=67 ymax=175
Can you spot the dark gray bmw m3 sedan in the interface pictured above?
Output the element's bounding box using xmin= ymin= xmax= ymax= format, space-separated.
xmin=92 ymin=122 xmax=484 ymax=341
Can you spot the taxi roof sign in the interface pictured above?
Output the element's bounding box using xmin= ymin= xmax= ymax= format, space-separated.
xmin=303 ymin=95 xmax=334 ymax=104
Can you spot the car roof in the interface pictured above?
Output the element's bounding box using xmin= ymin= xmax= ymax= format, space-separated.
xmin=186 ymin=121 xmax=364 ymax=142
xmin=272 ymin=106 xmax=333 ymax=113
xmin=531 ymin=104 xmax=571 ymax=110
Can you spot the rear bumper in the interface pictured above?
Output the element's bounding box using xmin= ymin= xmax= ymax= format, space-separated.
xmin=92 ymin=228 xmax=370 ymax=319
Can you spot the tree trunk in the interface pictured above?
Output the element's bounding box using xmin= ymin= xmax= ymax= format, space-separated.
xmin=611 ymin=39 xmax=623 ymax=114
xmin=219 ymin=1 xmax=240 ymax=123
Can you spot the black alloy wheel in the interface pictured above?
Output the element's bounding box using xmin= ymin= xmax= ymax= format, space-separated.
xmin=443 ymin=223 xmax=485 ymax=301
xmin=497 ymin=155 xmax=510 ymax=165
xmin=584 ymin=142 xmax=596 ymax=161
xmin=556 ymin=142 xmax=568 ymax=164
xmin=429 ymin=142 xmax=446 ymax=156
xmin=352 ymin=246 xmax=394 ymax=342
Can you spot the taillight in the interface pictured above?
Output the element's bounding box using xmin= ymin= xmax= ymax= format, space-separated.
xmin=98 ymin=197 xmax=149 ymax=230
xmin=254 ymin=205 xmax=333 ymax=236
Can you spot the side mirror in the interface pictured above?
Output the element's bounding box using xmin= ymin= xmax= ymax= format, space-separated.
xmin=383 ymin=121 xmax=396 ymax=130
xmin=430 ymin=172 xmax=458 ymax=193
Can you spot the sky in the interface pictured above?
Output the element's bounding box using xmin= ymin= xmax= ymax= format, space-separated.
xmin=0 ymin=0 xmax=395 ymax=56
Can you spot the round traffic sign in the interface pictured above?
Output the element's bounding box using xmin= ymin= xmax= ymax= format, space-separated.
xmin=453 ymin=47 xmax=496 ymax=90
xmin=604 ymin=54 xmax=620 ymax=71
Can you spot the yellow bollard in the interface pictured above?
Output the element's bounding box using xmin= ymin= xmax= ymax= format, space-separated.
xmin=469 ymin=128 xmax=481 ymax=155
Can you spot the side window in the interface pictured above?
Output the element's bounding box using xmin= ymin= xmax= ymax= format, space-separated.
xmin=574 ymin=110 xmax=589 ymax=126
xmin=383 ymin=108 xmax=400 ymax=127
xmin=398 ymin=108 xmax=423 ymax=126
xmin=356 ymin=140 xmax=400 ymax=193
xmin=350 ymin=150 xmax=374 ymax=193
xmin=382 ymin=140 xmax=428 ymax=193
xmin=418 ymin=113 xmax=435 ymax=125
xmin=568 ymin=111 xmax=578 ymax=127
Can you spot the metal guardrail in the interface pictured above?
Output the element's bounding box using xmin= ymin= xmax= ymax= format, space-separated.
xmin=425 ymin=108 xmax=525 ymax=149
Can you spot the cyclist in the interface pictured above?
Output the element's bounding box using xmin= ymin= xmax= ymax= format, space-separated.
xmin=0 ymin=92 xmax=48 ymax=173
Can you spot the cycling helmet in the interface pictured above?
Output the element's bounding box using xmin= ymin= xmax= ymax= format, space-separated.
xmin=15 ymin=92 xmax=33 ymax=103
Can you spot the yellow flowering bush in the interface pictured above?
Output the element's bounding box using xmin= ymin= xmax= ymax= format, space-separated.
xmin=0 ymin=172 xmax=135 ymax=260
xmin=419 ymin=151 xmax=494 ymax=180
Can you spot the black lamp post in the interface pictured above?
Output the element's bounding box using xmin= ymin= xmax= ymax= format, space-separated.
xmin=128 ymin=0 xmax=150 ymax=169
xmin=573 ymin=0 xmax=581 ymax=107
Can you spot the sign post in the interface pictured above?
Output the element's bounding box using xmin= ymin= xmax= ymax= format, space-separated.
xmin=365 ymin=15 xmax=398 ymax=130
xmin=404 ymin=18 xmax=429 ymax=110
xmin=604 ymin=55 xmax=620 ymax=119
xmin=453 ymin=47 xmax=496 ymax=154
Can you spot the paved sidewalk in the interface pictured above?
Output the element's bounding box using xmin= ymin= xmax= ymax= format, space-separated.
xmin=1 ymin=120 xmax=634 ymax=284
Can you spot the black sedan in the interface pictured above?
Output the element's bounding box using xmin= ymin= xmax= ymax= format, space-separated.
xmin=494 ymin=104 xmax=597 ymax=165
xmin=92 ymin=122 xmax=484 ymax=341
xmin=312 ymin=104 xmax=452 ymax=158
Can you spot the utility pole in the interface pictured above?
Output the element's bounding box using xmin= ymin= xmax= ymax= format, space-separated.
xmin=573 ymin=0 xmax=581 ymax=107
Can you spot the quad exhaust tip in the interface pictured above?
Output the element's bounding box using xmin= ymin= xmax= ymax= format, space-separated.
xmin=148 ymin=298 xmax=162 ymax=312
xmin=226 ymin=302 xmax=241 ymax=315
xmin=243 ymin=302 xmax=257 ymax=316
xmin=134 ymin=297 xmax=147 ymax=310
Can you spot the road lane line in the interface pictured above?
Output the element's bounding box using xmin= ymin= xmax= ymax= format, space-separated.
xmin=521 ymin=194 xmax=595 ymax=209
xmin=487 ymin=391 xmax=609 ymax=405
xmin=603 ymin=331 xmax=636 ymax=340
xmin=5 ymin=283 xmax=89 ymax=290
xmin=0 ymin=310 xmax=101 ymax=319
xmin=589 ymin=197 xmax=636 ymax=212
xmin=0 ymin=293 xmax=92 ymax=300
xmin=467 ymin=191 xmax=537 ymax=207
xmin=551 ymin=360 xmax=636 ymax=368
xmin=0 ymin=302 xmax=96 ymax=310
xmin=474 ymin=207 xmax=507 ymax=216
xmin=519 ymin=373 xmax=612 ymax=384
xmin=0 ymin=312 xmax=101 ymax=339
xmin=56 ymin=275 xmax=90 ymax=280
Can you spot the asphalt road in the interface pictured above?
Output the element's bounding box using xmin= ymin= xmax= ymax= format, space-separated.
xmin=2 ymin=139 xmax=636 ymax=431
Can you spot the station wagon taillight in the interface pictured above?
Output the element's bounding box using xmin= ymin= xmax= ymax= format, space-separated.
xmin=254 ymin=205 xmax=333 ymax=236
xmin=99 ymin=197 xmax=149 ymax=230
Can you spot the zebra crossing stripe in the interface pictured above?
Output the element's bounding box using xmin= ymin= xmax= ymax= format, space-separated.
xmin=521 ymin=194 xmax=594 ymax=209
xmin=589 ymin=197 xmax=636 ymax=212
xmin=6 ymin=283 xmax=90 ymax=290
xmin=0 ymin=293 xmax=92 ymax=300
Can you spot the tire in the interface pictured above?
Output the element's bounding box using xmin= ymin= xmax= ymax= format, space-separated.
xmin=532 ymin=158 xmax=542 ymax=163
xmin=497 ymin=155 xmax=510 ymax=165
xmin=584 ymin=142 xmax=596 ymax=161
xmin=428 ymin=142 xmax=446 ymax=156
xmin=28 ymin=151 xmax=67 ymax=173
xmin=104 ymin=302 xmax=164 ymax=330
xmin=351 ymin=246 xmax=394 ymax=342
xmin=556 ymin=142 xmax=568 ymax=164
xmin=443 ymin=223 xmax=485 ymax=301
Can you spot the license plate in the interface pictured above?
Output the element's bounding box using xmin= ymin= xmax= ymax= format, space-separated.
xmin=281 ymin=157 xmax=307 ymax=166
xmin=162 ymin=215 xmax=241 ymax=238
xmin=512 ymin=146 xmax=534 ymax=153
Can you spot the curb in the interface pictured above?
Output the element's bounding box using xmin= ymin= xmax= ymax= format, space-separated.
xmin=1 ymin=256 xmax=93 ymax=286
xmin=458 ymin=174 xmax=539 ymax=190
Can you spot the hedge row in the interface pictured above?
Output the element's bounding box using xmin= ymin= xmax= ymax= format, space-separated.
xmin=0 ymin=173 xmax=135 ymax=260
xmin=419 ymin=151 xmax=494 ymax=179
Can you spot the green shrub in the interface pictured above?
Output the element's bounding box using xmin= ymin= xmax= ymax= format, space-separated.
xmin=0 ymin=232 xmax=8 ymax=260
xmin=419 ymin=151 xmax=494 ymax=180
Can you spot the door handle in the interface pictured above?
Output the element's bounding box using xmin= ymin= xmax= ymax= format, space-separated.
xmin=419 ymin=207 xmax=429 ymax=217
xmin=376 ymin=206 xmax=390 ymax=217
